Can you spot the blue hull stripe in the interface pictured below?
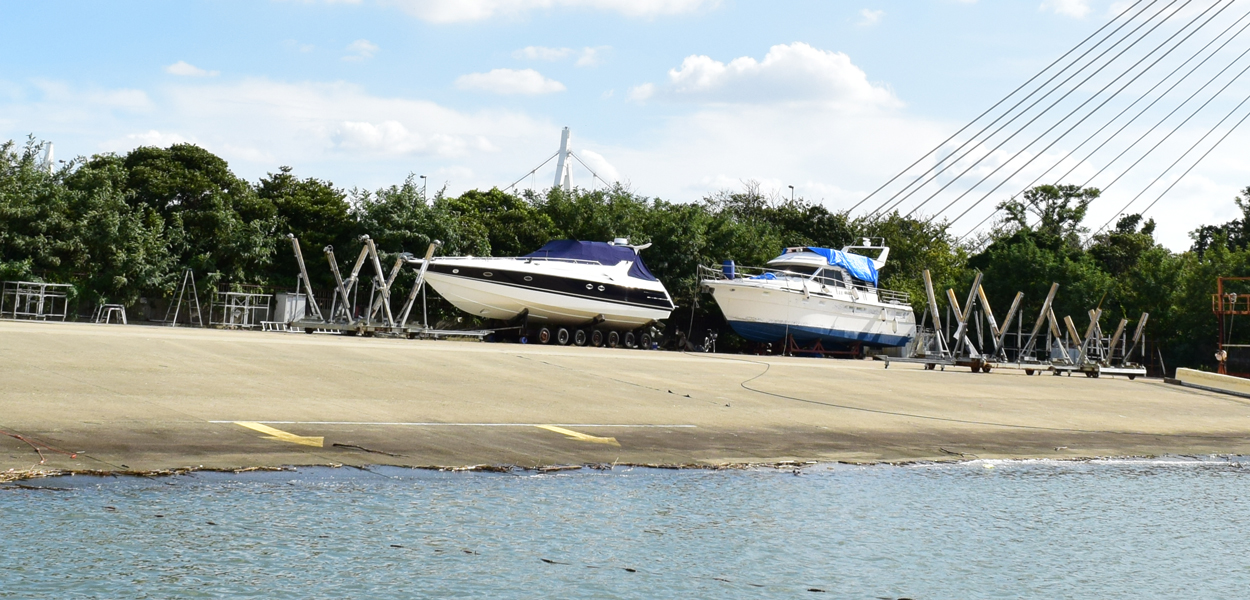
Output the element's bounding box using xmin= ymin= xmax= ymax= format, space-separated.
xmin=727 ymin=320 xmax=912 ymax=347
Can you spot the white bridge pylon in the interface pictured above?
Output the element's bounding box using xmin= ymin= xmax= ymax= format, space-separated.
xmin=505 ymin=126 xmax=609 ymax=194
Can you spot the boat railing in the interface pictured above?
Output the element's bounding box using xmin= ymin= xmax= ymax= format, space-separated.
xmin=428 ymin=256 xmax=605 ymax=266
xmin=698 ymin=264 xmax=911 ymax=306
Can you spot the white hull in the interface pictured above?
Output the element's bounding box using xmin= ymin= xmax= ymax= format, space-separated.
xmin=424 ymin=268 xmax=672 ymax=329
xmin=705 ymin=279 xmax=916 ymax=347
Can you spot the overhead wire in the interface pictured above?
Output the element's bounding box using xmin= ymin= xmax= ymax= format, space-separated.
xmin=1078 ymin=46 xmax=1250 ymax=195
xmin=956 ymin=5 xmax=1250 ymax=242
xmin=898 ymin=0 xmax=1195 ymax=221
xmin=861 ymin=0 xmax=1164 ymax=219
xmin=936 ymin=0 xmax=1235 ymax=229
xmin=843 ymin=0 xmax=1148 ymax=214
xmin=1092 ymin=91 xmax=1250 ymax=236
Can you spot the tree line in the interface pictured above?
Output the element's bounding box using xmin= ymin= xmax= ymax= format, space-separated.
xmin=3 ymin=137 xmax=1249 ymax=372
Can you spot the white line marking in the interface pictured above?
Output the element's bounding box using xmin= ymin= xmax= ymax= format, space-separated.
xmin=208 ymin=421 xmax=696 ymax=427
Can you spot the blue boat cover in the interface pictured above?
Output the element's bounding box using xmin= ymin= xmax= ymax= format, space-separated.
xmin=525 ymin=240 xmax=658 ymax=281
xmin=803 ymin=247 xmax=878 ymax=285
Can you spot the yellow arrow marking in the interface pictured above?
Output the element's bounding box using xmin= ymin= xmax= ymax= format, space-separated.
xmin=234 ymin=422 xmax=324 ymax=447
xmin=535 ymin=425 xmax=620 ymax=447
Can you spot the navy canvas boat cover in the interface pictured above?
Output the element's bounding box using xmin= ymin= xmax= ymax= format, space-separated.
xmin=804 ymin=247 xmax=878 ymax=285
xmin=525 ymin=240 xmax=658 ymax=281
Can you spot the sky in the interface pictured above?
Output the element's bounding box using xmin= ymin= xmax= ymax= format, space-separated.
xmin=2 ymin=0 xmax=1248 ymax=250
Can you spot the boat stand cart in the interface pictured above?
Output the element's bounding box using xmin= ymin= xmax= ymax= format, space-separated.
xmin=884 ymin=270 xmax=1004 ymax=372
xmin=285 ymin=234 xmax=491 ymax=339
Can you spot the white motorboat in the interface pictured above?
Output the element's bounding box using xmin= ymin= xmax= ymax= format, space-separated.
xmin=412 ymin=239 xmax=675 ymax=345
xmin=700 ymin=240 xmax=917 ymax=348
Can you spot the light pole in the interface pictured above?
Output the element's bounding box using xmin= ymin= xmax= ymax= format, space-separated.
xmin=420 ymin=175 xmax=427 ymax=203
xmin=788 ymin=185 xmax=795 ymax=203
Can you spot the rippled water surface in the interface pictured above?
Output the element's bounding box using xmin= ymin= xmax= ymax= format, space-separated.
xmin=3 ymin=458 xmax=1250 ymax=598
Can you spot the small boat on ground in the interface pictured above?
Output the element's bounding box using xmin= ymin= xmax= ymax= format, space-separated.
xmin=412 ymin=239 xmax=675 ymax=347
xmin=699 ymin=240 xmax=916 ymax=349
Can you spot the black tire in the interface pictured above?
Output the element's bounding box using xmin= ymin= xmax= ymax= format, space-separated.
xmin=1025 ymin=369 xmax=1034 ymax=376
xmin=1128 ymin=374 xmax=1137 ymax=380
xmin=925 ymin=363 xmax=935 ymax=371
xmin=538 ymin=327 xmax=552 ymax=344
xmin=607 ymin=331 xmax=620 ymax=348
xmin=557 ymin=327 xmax=571 ymax=345
xmin=639 ymin=332 xmax=652 ymax=349
xmin=574 ymin=329 xmax=588 ymax=346
xmin=624 ymin=331 xmax=636 ymax=348
xmin=304 ymin=327 xmax=315 ymax=334
xmin=591 ymin=330 xmax=604 ymax=347
xmin=981 ymin=364 xmax=992 ymax=373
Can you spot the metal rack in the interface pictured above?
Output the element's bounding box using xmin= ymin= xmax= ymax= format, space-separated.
xmin=210 ymin=286 xmax=273 ymax=329
xmin=0 ymin=281 xmax=72 ymax=321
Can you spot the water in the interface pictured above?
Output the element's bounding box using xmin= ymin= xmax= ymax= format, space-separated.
xmin=3 ymin=458 xmax=1249 ymax=598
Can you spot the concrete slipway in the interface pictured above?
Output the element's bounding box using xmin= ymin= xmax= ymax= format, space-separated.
xmin=3 ymin=320 xmax=1249 ymax=477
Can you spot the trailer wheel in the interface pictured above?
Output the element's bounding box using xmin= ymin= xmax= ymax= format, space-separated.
xmin=305 ymin=327 xmax=315 ymax=334
xmin=591 ymin=330 xmax=604 ymax=347
xmin=639 ymin=332 xmax=652 ymax=349
xmin=574 ymin=329 xmax=588 ymax=346
xmin=607 ymin=331 xmax=620 ymax=348
xmin=981 ymin=364 xmax=992 ymax=373
xmin=557 ymin=327 xmax=571 ymax=345
xmin=538 ymin=327 xmax=552 ymax=344
xmin=925 ymin=363 xmax=935 ymax=371
xmin=1128 ymin=374 xmax=1136 ymax=380
xmin=624 ymin=331 xmax=636 ymax=348
xmin=1025 ymin=369 xmax=1035 ymax=376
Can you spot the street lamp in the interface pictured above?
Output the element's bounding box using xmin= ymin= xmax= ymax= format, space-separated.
xmin=420 ymin=175 xmax=427 ymax=203
xmin=788 ymin=185 xmax=795 ymax=203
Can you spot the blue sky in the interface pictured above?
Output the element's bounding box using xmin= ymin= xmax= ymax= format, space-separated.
xmin=3 ymin=0 xmax=1248 ymax=249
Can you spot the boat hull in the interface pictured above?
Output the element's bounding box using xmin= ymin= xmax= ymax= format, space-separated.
xmin=705 ymin=280 xmax=915 ymax=347
xmin=424 ymin=262 xmax=673 ymax=329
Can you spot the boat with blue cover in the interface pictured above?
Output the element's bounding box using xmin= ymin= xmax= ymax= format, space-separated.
xmin=699 ymin=240 xmax=917 ymax=349
xmin=412 ymin=239 xmax=675 ymax=347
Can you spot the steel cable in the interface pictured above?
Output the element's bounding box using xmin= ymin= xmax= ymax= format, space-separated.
xmin=1092 ymin=92 xmax=1250 ymax=236
xmin=899 ymin=0 xmax=1195 ymax=221
xmin=845 ymin=0 xmax=1148 ymax=214
xmin=958 ymin=7 xmax=1250 ymax=242
xmin=938 ymin=0 xmax=1235 ymax=228
xmin=862 ymin=0 xmax=1165 ymax=219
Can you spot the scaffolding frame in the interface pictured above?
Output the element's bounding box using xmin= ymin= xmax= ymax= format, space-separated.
xmin=210 ymin=285 xmax=273 ymax=329
xmin=0 ymin=281 xmax=73 ymax=321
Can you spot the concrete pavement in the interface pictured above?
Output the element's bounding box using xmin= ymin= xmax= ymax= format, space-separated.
xmin=3 ymin=320 xmax=1249 ymax=476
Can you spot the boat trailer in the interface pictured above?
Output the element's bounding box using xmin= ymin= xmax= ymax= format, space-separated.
xmin=285 ymin=234 xmax=492 ymax=339
xmin=884 ymin=270 xmax=1148 ymax=379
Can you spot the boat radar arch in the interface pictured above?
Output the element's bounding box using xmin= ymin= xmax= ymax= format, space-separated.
xmin=609 ymin=237 xmax=652 ymax=253
xmin=840 ymin=238 xmax=890 ymax=270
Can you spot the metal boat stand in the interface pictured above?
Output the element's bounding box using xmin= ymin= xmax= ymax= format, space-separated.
xmin=884 ymin=270 xmax=1001 ymax=372
xmin=1050 ymin=309 xmax=1148 ymax=379
xmin=285 ymin=234 xmax=492 ymax=339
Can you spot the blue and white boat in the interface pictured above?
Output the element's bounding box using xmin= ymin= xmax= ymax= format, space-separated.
xmin=700 ymin=241 xmax=916 ymax=348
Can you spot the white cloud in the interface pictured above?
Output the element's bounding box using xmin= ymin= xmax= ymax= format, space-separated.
xmin=858 ymin=8 xmax=884 ymax=26
xmin=652 ymin=42 xmax=900 ymax=108
xmin=384 ymin=0 xmax=719 ymax=23
xmin=165 ymin=61 xmax=219 ymax=77
xmin=513 ymin=46 xmax=574 ymax=60
xmin=455 ymin=68 xmax=566 ymax=95
xmin=575 ymin=148 xmax=620 ymax=183
xmin=342 ymin=39 xmax=379 ymax=61
xmin=120 ymin=130 xmax=192 ymax=147
xmin=627 ymin=83 xmax=655 ymax=102
xmin=575 ymin=46 xmax=609 ymax=67
xmin=1040 ymin=0 xmax=1091 ymax=18
xmin=513 ymin=45 xmax=610 ymax=66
